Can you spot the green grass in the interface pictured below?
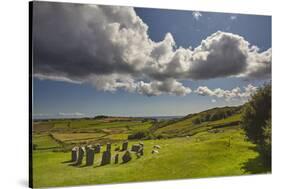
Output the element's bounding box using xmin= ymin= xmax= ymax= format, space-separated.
xmin=128 ymin=122 xmax=152 ymax=132
xmin=51 ymin=132 xmax=106 ymax=143
xmin=32 ymin=128 xmax=264 ymax=188
xmin=32 ymin=106 xmax=269 ymax=187
xmin=155 ymin=113 xmax=241 ymax=137
xmin=35 ymin=119 xmax=152 ymax=133
xmin=33 ymin=134 xmax=61 ymax=150
xmin=104 ymin=133 xmax=129 ymax=140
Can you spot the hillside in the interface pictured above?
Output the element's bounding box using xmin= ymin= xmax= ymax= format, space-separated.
xmin=32 ymin=104 xmax=270 ymax=187
xmin=32 ymin=106 xmax=244 ymax=151
xmin=153 ymin=106 xmax=243 ymax=138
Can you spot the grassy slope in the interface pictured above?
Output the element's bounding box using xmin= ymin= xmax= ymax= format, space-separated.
xmin=32 ymin=106 xmax=268 ymax=187
xmin=33 ymin=129 xmax=259 ymax=187
xmin=155 ymin=107 xmax=241 ymax=138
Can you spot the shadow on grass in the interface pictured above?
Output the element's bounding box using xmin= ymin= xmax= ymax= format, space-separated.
xmin=61 ymin=160 xmax=90 ymax=167
xmin=241 ymin=146 xmax=271 ymax=174
xmin=62 ymin=161 xmax=84 ymax=167
xmin=61 ymin=160 xmax=73 ymax=164
xmin=65 ymin=161 xmax=100 ymax=168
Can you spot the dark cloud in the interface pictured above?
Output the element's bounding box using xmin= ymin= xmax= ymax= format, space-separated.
xmin=188 ymin=31 xmax=248 ymax=79
xmin=33 ymin=2 xmax=271 ymax=96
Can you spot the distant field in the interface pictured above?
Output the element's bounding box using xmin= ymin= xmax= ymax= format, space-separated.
xmin=33 ymin=134 xmax=61 ymax=150
xmin=51 ymin=132 xmax=106 ymax=143
xmin=33 ymin=118 xmax=153 ymax=147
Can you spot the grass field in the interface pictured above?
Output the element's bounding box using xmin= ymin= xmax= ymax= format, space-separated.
xmin=32 ymin=107 xmax=270 ymax=187
xmin=32 ymin=128 xmax=264 ymax=187
xmin=33 ymin=134 xmax=61 ymax=150
xmin=51 ymin=132 xmax=107 ymax=143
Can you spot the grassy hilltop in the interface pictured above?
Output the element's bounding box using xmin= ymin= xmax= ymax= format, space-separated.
xmin=32 ymin=105 xmax=268 ymax=187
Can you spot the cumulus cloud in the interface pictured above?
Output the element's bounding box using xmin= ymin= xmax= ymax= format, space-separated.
xmin=33 ymin=2 xmax=271 ymax=96
xmin=194 ymin=84 xmax=258 ymax=101
xmin=136 ymin=79 xmax=192 ymax=96
xmin=192 ymin=11 xmax=202 ymax=20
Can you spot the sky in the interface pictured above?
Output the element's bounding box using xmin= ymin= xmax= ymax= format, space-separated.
xmin=32 ymin=2 xmax=271 ymax=119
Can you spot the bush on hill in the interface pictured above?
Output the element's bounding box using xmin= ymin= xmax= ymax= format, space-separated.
xmin=128 ymin=130 xmax=153 ymax=140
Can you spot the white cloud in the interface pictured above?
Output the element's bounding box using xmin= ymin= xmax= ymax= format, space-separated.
xmin=192 ymin=11 xmax=202 ymax=20
xmin=136 ymin=79 xmax=192 ymax=96
xmin=89 ymin=74 xmax=137 ymax=92
xmin=230 ymin=15 xmax=237 ymax=20
xmin=33 ymin=3 xmax=271 ymax=96
xmin=211 ymin=99 xmax=217 ymax=103
xmin=58 ymin=112 xmax=84 ymax=116
xmin=194 ymin=84 xmax=257 ymax=101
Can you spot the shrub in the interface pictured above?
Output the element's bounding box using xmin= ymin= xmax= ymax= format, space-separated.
xmin=154 ymin=134 xmax=167 ymax=139
xmin=128 ymin=130 xmax=153 ymax=140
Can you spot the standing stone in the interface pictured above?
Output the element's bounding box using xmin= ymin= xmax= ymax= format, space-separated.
xmin=114 ymin=154 xmax=119 ymax=164
xmin=122 ymin=151 xmax=132 ymax=163
xmin=76 ymin=147 xmax=85 ymax=165
xmin=106 ymin=143 xmax=111 ymax=152
xmin=131 ymin=144 xmax=141 ymax=152
xmin=136 ymin=153 xmax=141 ymax=159
xmin=139 ymin=142 xmax=144 ymax=147
xmin=121 ymin=141 xmax=128 ymax=151
xmin=94 ymin=144 xmax=101 ymax=153
xmin=101 ymin=151 xmax=111 ymax=165
xmin=86 ymin=147 xmax=95 ymax=166
xmin=71 ymin=147 xmax=78 ymax=162
xmin=138 ymin=147 xmax=144 ymax=156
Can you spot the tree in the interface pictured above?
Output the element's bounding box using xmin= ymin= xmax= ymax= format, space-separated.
xmin=241 ymin=83 xmax=271 ymax=167
xmin=262 ymin=117 xmax=271 ymax=165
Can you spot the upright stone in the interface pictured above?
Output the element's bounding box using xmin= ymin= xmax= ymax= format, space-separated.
xmin=106 ymin=143 xmax=111 ymax=152
xmin=122 ymin=141 xmax=128 ymax=151
xmin=138 ymin=147 xmax=144 ymax=156
xmin=86 ymin=147 xmax=95 ymax=166
xmin=101 ymin=151 xmax=111 ymax=165
xmin=114 ymin=154 xmax=119 ymax=164
xmin=71 ymin=147 xmax=78 ymax=162
xmin=122 ymin=150 xmax=132 ymax=163
xmin=94 ymin=144 xmax=101 ymax=153
xmin=76 ymin=147 xmax=85 ymax=165
xmin=131 ymin=144 xmax=141 ymax=152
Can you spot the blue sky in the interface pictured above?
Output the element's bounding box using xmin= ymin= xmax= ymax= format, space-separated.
xmin=135 ymin=8 xmax=271 ymax=50
xmin=33 ymin=3 xmax=271 ymax=119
